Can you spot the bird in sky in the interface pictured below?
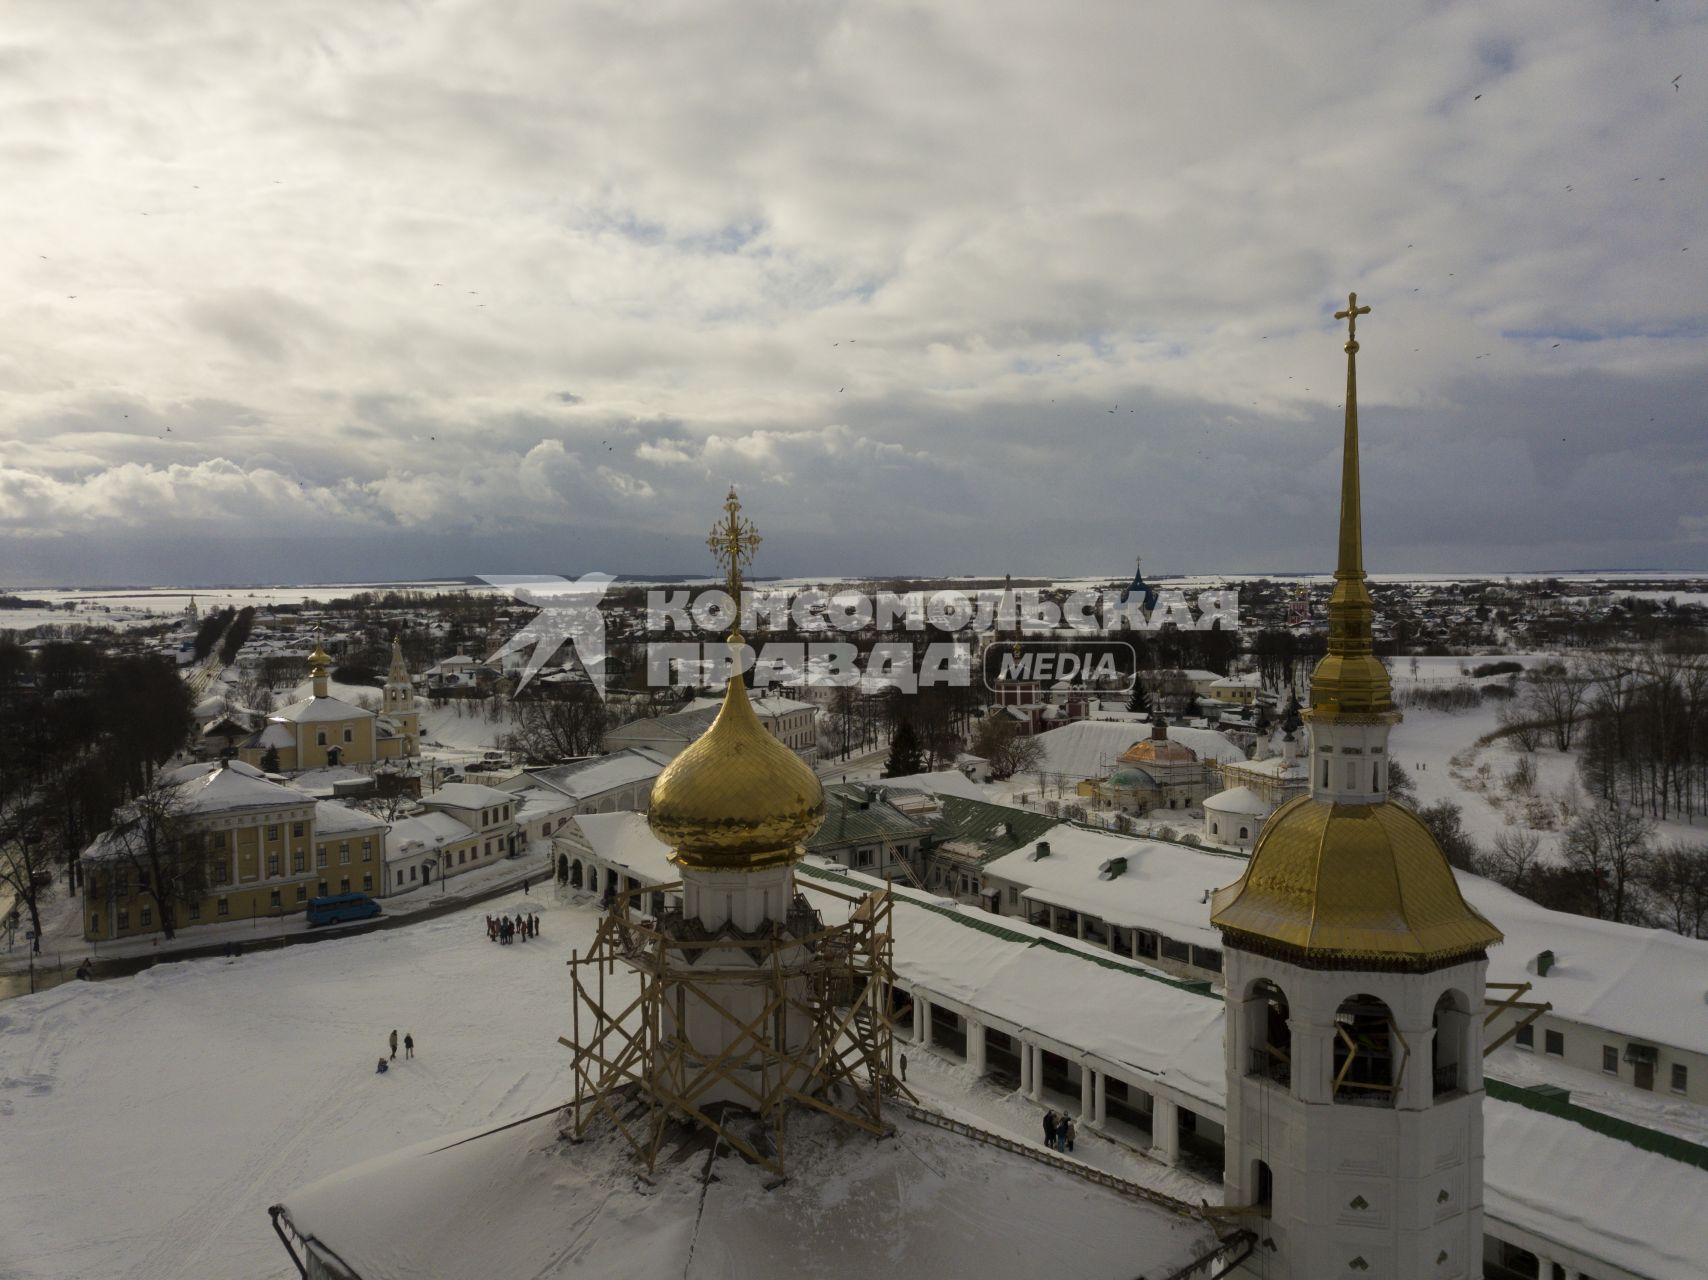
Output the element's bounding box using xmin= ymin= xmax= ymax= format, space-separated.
xmin=1473 ymin=94 xmax=1482 ymax=100
xmin=1552 ymin=343 xmax=1561 ymax=348
xmin=1674 ymin=75 xmax=1682 ymax=90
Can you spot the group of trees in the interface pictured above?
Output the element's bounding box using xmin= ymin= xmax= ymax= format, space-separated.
xmin=0 ymin=640 xmax=195 ymax=950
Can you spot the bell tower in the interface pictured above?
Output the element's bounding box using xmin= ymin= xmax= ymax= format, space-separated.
xmin=1210 ymin=296 xmax=1503 ymax=1280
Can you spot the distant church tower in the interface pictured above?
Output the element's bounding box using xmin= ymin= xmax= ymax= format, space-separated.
xmin=1210 ymin=295 xmax=1503 ymax=1279
xmin=383 ymin=636 xmax=413 ymax=716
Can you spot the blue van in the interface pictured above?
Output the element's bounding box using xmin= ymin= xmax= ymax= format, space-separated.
xmin=306 ymin=893 xmax=383 ymax=927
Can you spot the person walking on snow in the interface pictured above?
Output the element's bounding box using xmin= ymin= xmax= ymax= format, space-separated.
xmin=404 ymin=1033 xmax=414 ymax=1059
xmin=389 ymin=1029 xmax=398 ymax=1060
xmin=1062 ymin=1116 xmax=1076 ymax=1153
xmin=1043 ymin=1110 xmax=1058 ymax=1149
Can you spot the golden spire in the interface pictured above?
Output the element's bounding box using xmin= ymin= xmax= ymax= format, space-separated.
xmin=1307 ymin=292 xmax=1393 ymax=720
xmin=650 ymin=490 xmax=825 ymax=871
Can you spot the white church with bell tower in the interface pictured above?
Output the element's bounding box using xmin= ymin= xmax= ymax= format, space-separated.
xmin=1210 ymin=295 xmax=1504 ymax=1279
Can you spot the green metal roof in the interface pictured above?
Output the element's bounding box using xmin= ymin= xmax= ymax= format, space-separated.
xmin=806 ymin=784 xmax=934 ymax=851
xmin=926 ymin=795 xmax=1062 ymax=864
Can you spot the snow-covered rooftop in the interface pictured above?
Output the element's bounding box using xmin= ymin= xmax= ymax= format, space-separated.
xmin=271 ymin=694 xmax=376 ymax=724
xmin=1202 ymin=785 xmax=1270 ymax=816
xmin=1030 ymin=720 xmax=1245 ymax=781
xmin=276 ymin=1107 xmax=1213 ymax=1280
xmin=562 ymin=811 xmax=678 ymax=886
xmin=313 ymin=800 xmax=388 ymax=838
xmin=387 ymin=812 xmax=478 ymax=859
xmin=524 ymin=749 xmax=668 ymax=800
xmin=982 ymin=825 xmax=1243 ymax=951
xmin=1466 ymin=875 xmax=1708 ymax=1058
xmin=421 ymin=782 xmax=515 ymax=810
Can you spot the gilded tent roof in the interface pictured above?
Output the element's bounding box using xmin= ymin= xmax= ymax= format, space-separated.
xmin=1209 ymin=795 xmax=1503 ymax=961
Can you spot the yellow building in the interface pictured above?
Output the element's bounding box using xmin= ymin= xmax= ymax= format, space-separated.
xmin=238 ymin=639 xmax=418 ymax=772
xmin=79 ymin=760 xmax=388 ymax=942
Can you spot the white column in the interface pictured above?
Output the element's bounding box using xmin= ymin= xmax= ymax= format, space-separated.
xmin=1130 ymin=931 xmax=1139 ymax=960
xmin=1031 ymin=1044 xmax=1046 ymax=1100
xmin=1048 ymin=904 xmax=1058 ymax=933
xmin=966 ymin=1019 xmax=986 ymax=1076
xmin=1151 ymin=1097 xmax=1180 ymax=1166
xmin=1094 ymin=1070 xmax=1107 ymax=1126
xmin=1076 ymin=914 xmax=1086 ymax=940
xmin=1019 ymin=1037 xmax=1033 ymax=1094
xmin=916 ymin=996 xmax=933 ymax=1047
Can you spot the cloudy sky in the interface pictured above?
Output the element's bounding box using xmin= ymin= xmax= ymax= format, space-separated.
xmin=2 ymin=1 xmax=1704 ymax=587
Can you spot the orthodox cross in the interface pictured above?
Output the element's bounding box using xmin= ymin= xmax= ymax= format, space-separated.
xmin=1334 ymin=292 xmax=1372 ymax=347
xmin=707 ymin=487 xmax=761 ymax=604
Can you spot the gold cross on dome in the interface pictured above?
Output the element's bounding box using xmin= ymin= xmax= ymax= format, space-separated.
xmin=707 ymin=487 xmax=761 ymax=603
xmin=1335 ymin=292 xmax=1372 ymax=346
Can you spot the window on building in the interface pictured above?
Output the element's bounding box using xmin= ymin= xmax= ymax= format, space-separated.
xmin=270 ymin=889 xmax=282 ymax=909
xmin=339 ymin=842 xmax=350 ymax=864
xmin=91 ymin=913 xmax=100 ymax=933
xmin=293 ymin=852 xmax=305 ymax=873
xmin=317 ymin=731 xmax=327 ymax=746
xmin=292 ymin=821 xmax=305 ymax=838
xmin=362 ymin=874 xmax=373 ymax=892
xmin=267 ymin=854 xmax=280 ymax=877
xmin=117 ymin=909 xmax=129 ymax=929
xmin=1668 ymin=1063 xmax=1688 ymax=1093
xmin=1603 ymin=1046 xmax=1619 ymax=1074
xmin=1544 ymin=1029 xmax=1564 ymax=1057
xmin=296 ymin=886 xmax=308 ymax=903
xmin=1239 ymin=826 xmax=1249 ymax=840
xmin=213 ymin=832 xmax=227 ymax=849
xmin=316 ymin=848 xmax=328 ymax=869
xmin=1210 ymin=822 xmax=1218 ymax=835
xmin=266 ymin=825 xmax=279 ymax=841
xmin=343 ymin=727 xmax=353 ymax=743
xmin=362 ymin=839 xmax=372 ymax=860
xmin=339 ymin=877 xmax=350 ymax=893
xmin=1007 ymin=886 xmax=1019 ymax=906
xmin=217 ymin=897 xmax=229 ymax=917
xmin=410 ymin=866 xmax=417 ymax=882
xmin=140 ymin=905 xmax=152 ymax=927
xmin=458 ymin=850 xmax=466 ymax=865
xmin=1516 ymin=1023 xmax=1533 ymax=1050
xmin=188 ymin=901 xmax=200 ymax=920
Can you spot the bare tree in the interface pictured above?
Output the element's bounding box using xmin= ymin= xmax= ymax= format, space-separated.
xmin=1496 ymin=702 xmax=1541 ymax=753
xmin=93 ymin=777 xmax=203 ymax=941
xmin=1561 ymin=803 xmax=1654 ymax=923
xmin=508 ymin=687 xmax=609 ymax=763
xmin=969 ymin=714 xmax=1043 ymax=781
xmin=1524 ymin=661 xmax=1590 ymax=752
xmin=0 ymin=791 xmax=56 ymax=954
xmin=1486 ymin=829 xmax=1544 ymax=895
xmin=1644 ymin=841 xmax=1708 ymax=939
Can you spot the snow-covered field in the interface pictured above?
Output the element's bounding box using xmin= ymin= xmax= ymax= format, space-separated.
xmin=0 ymin=888 xmax=582 ymax=1280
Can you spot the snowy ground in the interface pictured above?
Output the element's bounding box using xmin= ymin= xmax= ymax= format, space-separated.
xmin=0 ymin=887 xmax=1210 ymax=1280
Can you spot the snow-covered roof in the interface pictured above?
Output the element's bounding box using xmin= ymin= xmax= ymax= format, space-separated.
xmin=1029 ymin=720 xmax=1244 ymax=780
xmin=1484 ymin=1092 xmax=1708 ymax=1280
xmin=254 ymin=722 xmax=294 ymax=748
xmin=803 ymin=865 xmax=1228 ymax=1106
xmin=983 ymin=826 xmax=1242 ymax=950
xmin=510 ymin=785 xmax=579 ymax=827
xmin=387 ymin=812 xmax=477 ymax=860
xmin=421 ymin=783 xmax=515 ymax=811
xmin=1465 ymin=874 xmax=1708 ymax=1058
xmin=867 ymin=769 xmax=990 ymax=803
xmin=685 ymin=693 xmax=817 ymax=717
xmin=272 ymin=694 xmax=375 ymax=724
xmin=1202 ymin=785 xmax=1270 ymax=816
xmin=313 ymin=801 xmax=387 ymax=838
xmin=167 ymin=759 xmax=308 ymax=815
xmin=525 ymin=750 xmax=667 ymax=801
xmin=275 ymin=1107 xmax=1213 ymax=1280
xmin=562 ymin=812 xmax=677 ymax=886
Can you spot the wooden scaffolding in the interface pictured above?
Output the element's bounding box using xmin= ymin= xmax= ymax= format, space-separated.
xmin=562 ymin=878 xmax=908 ymax=1178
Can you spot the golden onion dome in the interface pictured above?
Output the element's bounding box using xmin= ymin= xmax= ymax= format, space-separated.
xmin=647 ymin=663 xmax=826 ymax=872
xmin=1210 ymin=795 xmax=1502 ymax=965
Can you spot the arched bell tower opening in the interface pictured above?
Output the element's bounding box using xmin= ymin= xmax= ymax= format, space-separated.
xmin=1242 ymin=978 xmax=1291 ymax=1087
xmin=1332 ymin=993 xmax=1400 ymax=1107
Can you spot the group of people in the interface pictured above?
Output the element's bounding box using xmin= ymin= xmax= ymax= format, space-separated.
xmin=488 ymin=912 xmax=539 ymax=944
xmin=377 ymin=1028 xmax=415 ymax=1073
xmin=1042 ymin=1109 xmax=1076 ymax=1153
